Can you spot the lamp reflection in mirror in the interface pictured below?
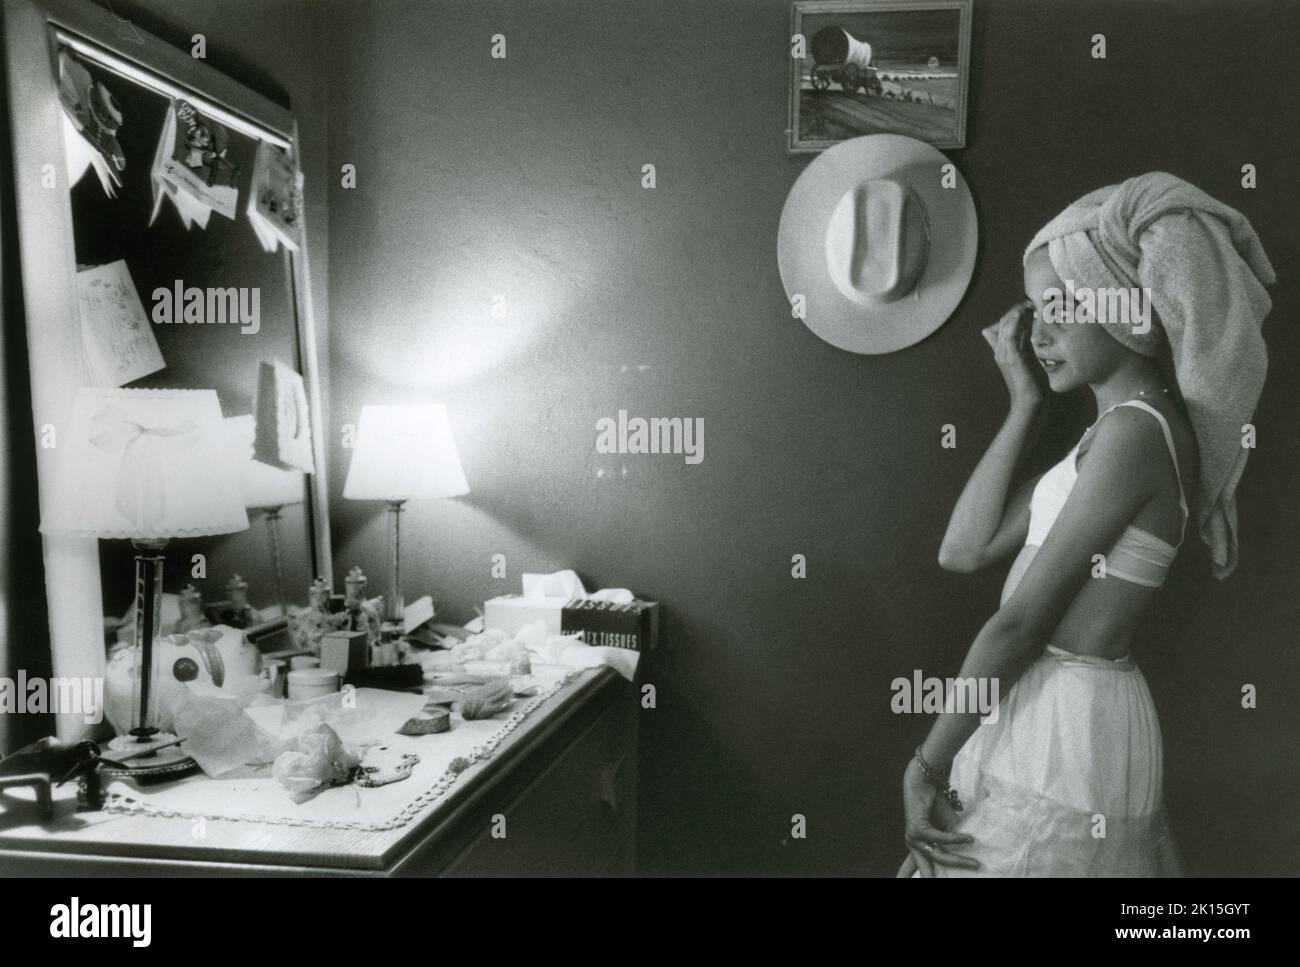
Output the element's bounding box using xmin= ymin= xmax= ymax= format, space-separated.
xmin=40 ymin=388 xmax=248 ymax=741
xmin=224 ymin=415 xmax=305 ymax=617
xmin=343 ymin=404 xmax=469 ymax=634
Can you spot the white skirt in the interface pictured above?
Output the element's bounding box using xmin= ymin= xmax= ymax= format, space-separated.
xmin=930 ymin=645 xmax=1183 ymax=877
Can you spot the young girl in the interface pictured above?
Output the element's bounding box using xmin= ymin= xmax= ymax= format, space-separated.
xmin=899 ymin=172 xmax=1275 ymax=877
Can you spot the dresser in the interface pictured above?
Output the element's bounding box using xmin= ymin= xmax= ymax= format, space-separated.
xmin=0 ymin=667 xmax=637 ymax=876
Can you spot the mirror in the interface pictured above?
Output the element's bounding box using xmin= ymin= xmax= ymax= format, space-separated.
xmin=66 ymin=51 xmax=315 ymax=626
xmin=3 ymin=0 xmax=329 ymax=730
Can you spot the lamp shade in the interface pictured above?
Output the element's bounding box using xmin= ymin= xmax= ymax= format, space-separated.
xmin=224 ymin=415 xmax=306 ymax=510
xmin=40 ymin=388 xmax=250 ymax=539
xmin=343 ymin=404 xmax=469 ymax=502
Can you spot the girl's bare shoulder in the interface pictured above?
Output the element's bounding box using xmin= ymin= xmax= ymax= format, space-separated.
xmin=1145 ymin=395 xmax=1199 ymax=484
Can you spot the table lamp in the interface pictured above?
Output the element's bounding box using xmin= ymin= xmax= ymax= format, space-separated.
xmin=342 ymin=404 xmax=469 ymax=628
xmin=41 ymin=388 xmax=249 ymax=747
xmin=224 ymin=414 xmax=306 ymax=617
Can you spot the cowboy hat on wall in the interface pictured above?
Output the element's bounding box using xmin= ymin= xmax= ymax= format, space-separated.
xmin=778 ymin=133 xmax=977 ymax=355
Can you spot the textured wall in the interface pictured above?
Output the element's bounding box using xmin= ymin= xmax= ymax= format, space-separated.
xmin=323 ymin=0 xmax=1300 ymax=874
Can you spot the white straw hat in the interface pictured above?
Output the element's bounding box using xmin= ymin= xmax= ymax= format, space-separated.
xmin=777 ymin=134 xmax=978 ymax=354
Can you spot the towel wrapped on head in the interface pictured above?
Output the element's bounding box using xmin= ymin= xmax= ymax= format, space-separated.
xmin=1023 ymin=172 xmax=1275 ymax=579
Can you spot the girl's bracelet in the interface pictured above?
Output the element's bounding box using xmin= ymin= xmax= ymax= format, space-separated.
xmin=913 ymin=746 xmax=964 ymax=813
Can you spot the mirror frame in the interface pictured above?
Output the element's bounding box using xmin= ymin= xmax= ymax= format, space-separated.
xmin=2 ymin=0 xmax=331 ymax=737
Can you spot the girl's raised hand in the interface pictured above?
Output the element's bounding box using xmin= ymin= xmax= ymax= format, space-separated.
xmin=981 ymin=300 xmax=1042 ymax=411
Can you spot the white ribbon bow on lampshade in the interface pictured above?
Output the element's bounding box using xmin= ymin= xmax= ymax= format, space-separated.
xmin=88 ymin=405 xmax=198 ymax=529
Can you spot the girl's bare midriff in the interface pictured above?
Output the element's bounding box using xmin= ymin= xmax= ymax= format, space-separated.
xmin=1003 ymin=543 xmax=1162 ymax=660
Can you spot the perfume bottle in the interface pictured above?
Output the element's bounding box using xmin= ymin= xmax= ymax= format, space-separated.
xmin=173 ymin=584 xmax=210 ymax=634
xmin=344 ymin=566 xmax=381 ymax=664
xmin=289 ymin=576 xmax=342 ymax=655
xmin=307 ymin=576 xmax=332 ymax=615
xmin=225 ymin=574 xmax=259 ymax=629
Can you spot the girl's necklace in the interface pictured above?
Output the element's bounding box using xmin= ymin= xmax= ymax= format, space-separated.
xmin=1081 ymin=386 xmax=1172 ymax=439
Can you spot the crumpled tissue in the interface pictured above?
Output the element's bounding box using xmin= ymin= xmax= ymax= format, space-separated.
xmin=416 ymin=618 xmax=638 ymax=682
xmin=169 ymin=690 xmax=282 ymax=778
xmin=149 ymin=683 xmax=396 ymax=803
xmin=520 ymin=569 xmax=634 ymax=606
xmin=271 ymin=724 xmax=362 ymax=803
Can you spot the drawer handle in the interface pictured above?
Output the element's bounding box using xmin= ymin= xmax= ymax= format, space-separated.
xmin=600 ymin=756 xmax=629 ymax=818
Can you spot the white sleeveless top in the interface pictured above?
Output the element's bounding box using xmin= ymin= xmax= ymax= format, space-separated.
xmin=1005 ymin=399 xmax=1188 ymax=600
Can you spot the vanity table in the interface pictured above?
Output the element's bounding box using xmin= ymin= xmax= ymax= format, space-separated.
xmin=0 ymin=667 xmax=638 ymax=876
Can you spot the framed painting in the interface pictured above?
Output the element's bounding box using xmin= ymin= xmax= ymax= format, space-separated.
xmin=789 ymin=0 xmax=973 ymax=152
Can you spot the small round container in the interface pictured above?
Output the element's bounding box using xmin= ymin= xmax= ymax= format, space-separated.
xmin=287 ymin=667 xmax=340 ymax=700
xmin=291 ymin=655 xmax=321 ymax=670
xmin=263 ymin=659 xmax=287 ymax=698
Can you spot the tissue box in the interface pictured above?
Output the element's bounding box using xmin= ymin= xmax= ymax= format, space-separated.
xmin=483 ymin=595 xmax=565 ymax=636
xmin=560 ymin=599 xmax=659 ymax=652
xmin=320 ymin=630 xmax=368 ymax=677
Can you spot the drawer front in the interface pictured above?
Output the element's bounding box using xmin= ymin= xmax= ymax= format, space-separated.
xmin=440 ymin=694 xmax=636 ymax=875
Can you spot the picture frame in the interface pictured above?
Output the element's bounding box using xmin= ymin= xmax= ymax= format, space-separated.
xmin=788 ymin=0 xmax=973 ymax=152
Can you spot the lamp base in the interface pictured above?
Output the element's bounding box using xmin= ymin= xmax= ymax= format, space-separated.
xmin=103 ymin=733 xmax=199 ymax=781
xmin=130 ymin=538 xmax=169 ymax=736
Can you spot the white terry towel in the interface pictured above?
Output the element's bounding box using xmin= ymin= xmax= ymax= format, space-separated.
xmin=1024 ymin=172 xmax=1276 ymax=579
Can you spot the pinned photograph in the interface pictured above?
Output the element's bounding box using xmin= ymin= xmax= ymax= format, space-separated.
xmin=789 ymin=0 xmax=972 ymax=152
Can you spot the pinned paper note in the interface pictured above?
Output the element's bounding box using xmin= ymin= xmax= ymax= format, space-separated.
xmin=254 ymin=360 xmax=314 ymax=473
xmin=57 ymin=50 xmax=124 ymax=197
xmin=75 ymin=260 xmax=165 ymax=387
xmin=149 ymin=103 xmax=216 ymax=231
xmin=247 ymin=140 xmax=304 ymax=253
xmin=63 ymin=113 xmax=118 ymax=198
xmin=150 ymin=99 xmax=239 ymax=227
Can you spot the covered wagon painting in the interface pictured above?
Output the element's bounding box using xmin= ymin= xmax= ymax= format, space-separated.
xmin=789 ymin=1 xmax=972 ymax=152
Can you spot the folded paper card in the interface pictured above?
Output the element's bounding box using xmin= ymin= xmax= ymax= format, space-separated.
xmin=76 ymin=260 xmax=165 ymax=388
xmin=254 ymin=359 xmax=315 ymax=473
xmin=247 ymin=140 xmax=304 ymax=253
xmin=150 ymin=99 xmax=239 ymax=228
xmin=57 ymin=50 xmax=124 ymax=197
